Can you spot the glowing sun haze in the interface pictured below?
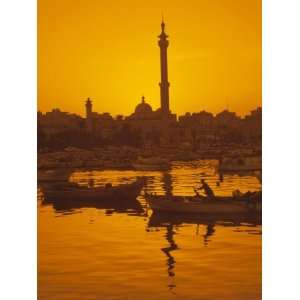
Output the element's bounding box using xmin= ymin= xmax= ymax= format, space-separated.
xmin=38 ymin=0 xmax=261 ymax=117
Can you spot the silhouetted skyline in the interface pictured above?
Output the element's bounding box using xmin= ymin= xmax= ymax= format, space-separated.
xmin=38 ymin=0 xmax=261 ymax=117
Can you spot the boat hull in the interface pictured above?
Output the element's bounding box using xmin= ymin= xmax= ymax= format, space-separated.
xmin=42 ymin=179 xmax=145 ymax=202
xmin=146 ymin=195 xmax=261 ymax=214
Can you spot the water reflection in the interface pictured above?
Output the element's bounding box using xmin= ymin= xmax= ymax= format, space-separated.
xmin=39 ymin=160 xmax=261 ymax=222
xmin=148 ymin=212 xmax=262 ymax=229
xmin=161 ymin=224 xmax=178 ymax=290
xmin=203 ymin=223 xmax=215 ymax=246
xmin=41 ymin=194 xmax=145 ymax=217
xmin=38 ymin=160 xmax=262 ymax=299
xmin=162 ymin=172 xmax=173 ymax=197
xmin=147 ymin=211 xmax=261 ymax=293
xmin=38 ymin=160 xmax=262 ymax=196
xmin=64 ymin=160 xmax=261 ymax=197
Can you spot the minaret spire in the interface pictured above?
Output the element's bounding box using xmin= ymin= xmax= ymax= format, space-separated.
xmin=161 ymin=13 xmax=165 ymax=31
xmin=158 ymin=19 xmax=170 ymax=115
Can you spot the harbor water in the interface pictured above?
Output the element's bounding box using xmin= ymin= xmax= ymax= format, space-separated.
xmin=38 ymin=160 xmax=262 ymax=300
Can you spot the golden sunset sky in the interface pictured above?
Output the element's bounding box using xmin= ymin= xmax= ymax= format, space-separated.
xmin=38 ymin=0 xmax=261 ymax=117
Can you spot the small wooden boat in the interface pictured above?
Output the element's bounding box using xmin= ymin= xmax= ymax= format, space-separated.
xmin=145 ymin=193 xmax=261 ymax=214
xmin=42 ymin=177 xmax=146 ymax=202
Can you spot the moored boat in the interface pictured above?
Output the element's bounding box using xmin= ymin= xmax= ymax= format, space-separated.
xmin=42 ymin=177 xmax=146 ymax=202
xmin=145 ymin=193 xmax=261 ymax=214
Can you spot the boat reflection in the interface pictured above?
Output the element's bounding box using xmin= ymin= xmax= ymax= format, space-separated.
xmin=162 ymin=172 xmax=173 ymax=197
xmin=39 ymin=176 xmax=146 ymax=216
xmin=148 ymin=211 xmax=261 ymax=229
xmin=203 ymin=223 xmax=215 ymax=246
xmin=41 ymin=192 xmax=145 ymax=216
xmin=161 ymin=224 xmax=178 ymax=290
xmin=147 ymin=211 xmax=261 ymax=291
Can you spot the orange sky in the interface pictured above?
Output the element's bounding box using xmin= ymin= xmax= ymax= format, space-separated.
xmin=38 ymin=0 xmax=261 ymax=117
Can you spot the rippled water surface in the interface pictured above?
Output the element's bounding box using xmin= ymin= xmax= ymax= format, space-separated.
xmin=38 ymin=160 xmax=262 ymax=300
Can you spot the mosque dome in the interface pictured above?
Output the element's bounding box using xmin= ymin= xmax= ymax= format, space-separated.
xmin=135 ymin=96 xmax=153 ymax=114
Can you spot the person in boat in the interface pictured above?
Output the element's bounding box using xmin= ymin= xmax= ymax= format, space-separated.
xmin=250 ymin=190 xmax=262 ymax=202
xmin=198 ymin=179 xmax=215 ymax=200
xmin=88 ymin=178 xmax=95 ymax=188
xmin=233 ymin=189 xmax=242 ymax=198
xmin=243 ymin=190 xmax=256 ymax=198
xmin=105 ymin=183 xmax=113 ymax=189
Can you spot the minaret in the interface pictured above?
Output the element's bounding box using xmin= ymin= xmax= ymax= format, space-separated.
xmin=85 ymin=97 xmax=92 ymax=117
xmin=158 ymin=20 xmax=170 ymax=115
xmin=85 ymin=97 xmax=93 ymax=133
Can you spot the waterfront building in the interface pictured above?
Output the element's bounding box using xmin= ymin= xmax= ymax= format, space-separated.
xmin=242 ymin=106 xmax=262 ymax=144
xmin=38 ymin=108 xmax=83 ymax=138
xmin=38 ymin=21 xmax=261 ymax=149
xmin=84 ymin=21 xmax=177 ymax=146
xmin=85 ymin=97 xmax=114 ymax=137
xmin=215 ymin=110 xmax=241 ymax=129
xmin=158 ymin=20 xmax=170 ymax=115
xmin=178 ymin=111 xmax=216 ymax=147
xmin=85 ymin=98 xmax=93 ymax=133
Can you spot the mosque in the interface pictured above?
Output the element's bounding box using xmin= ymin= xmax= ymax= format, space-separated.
xmin=80 ymin=21 xmax=261 ymax=147
xmin=127 ymin=20 xmax=176 ymax=121
xmin=84 ymin=21 xmax=178 ymax=145
xmin=38 ymin=21 xmax=261 ymax=148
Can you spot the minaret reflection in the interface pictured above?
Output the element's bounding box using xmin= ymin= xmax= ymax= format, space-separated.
xmin=162 ymin=172 xmax=173 ymax=197
xmin=203 ymin=223 xmax=216 ymax=246
xmin=147 ymin=213 xmax=220 ymax=292
xmin=161 ymin=224 xmax=178 ymax=290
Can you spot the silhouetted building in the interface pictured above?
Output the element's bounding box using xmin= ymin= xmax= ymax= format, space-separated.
xmin=129 ymin=96 xmax=154 ymax=120
xmin=215 ymin=110 xmax=241 ymax=129
xmin=242 ymin=106 xmax=262 ymax=144
xmin=178 ymin=111 xmax=216 ymax=147
xmin=38 ymin=21 xmax=261 ymax=150
xmin=38 ymin=109 xmax=83 ymax=138
xmin=125 ymin=21 xmax=177 ymax=146
xmin=83 ymin=21 xmax=177 ymax=146
xmin=84 ymin=97 xmax=115 ymax=137
xmin=158 ymin=20 xmax=170 ymax=115
xmin=85 ymin=98 xmax=93 ymax=133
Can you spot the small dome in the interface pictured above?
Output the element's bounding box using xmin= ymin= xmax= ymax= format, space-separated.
xmin=135 ymin=96 xmax=153 ymax=114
